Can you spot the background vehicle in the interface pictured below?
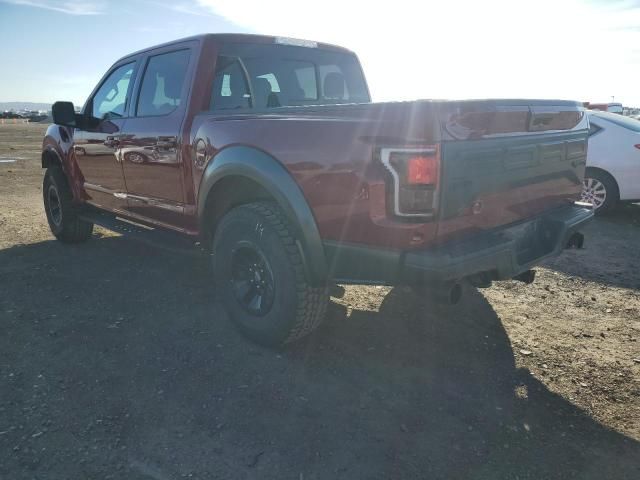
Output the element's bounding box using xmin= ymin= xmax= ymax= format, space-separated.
xmin=583 ymin=111 xmax=640 ymax=212
xmin=41 ymin=34 xmax=592 ymax=346
xmin=587 ymin=102 xmax=624 ymax=114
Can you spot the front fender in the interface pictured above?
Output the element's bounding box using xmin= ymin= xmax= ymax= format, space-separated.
xmin=42 ymin=125 xmax=67 ymax=167
xmin=198 ymin=145 xmax=328 ymax=285
xmin=42 ymin=125 xmax=85 ymax=202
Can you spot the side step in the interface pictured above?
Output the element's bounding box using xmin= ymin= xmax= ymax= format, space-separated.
xmin=79 ymin=210 xmax=204 ymax=256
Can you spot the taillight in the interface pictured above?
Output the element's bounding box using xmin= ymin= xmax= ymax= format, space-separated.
xmin=406 ymin=153 xmax=439 ymax=185
xmin=381 ymin=146 xmax=440 ymax=218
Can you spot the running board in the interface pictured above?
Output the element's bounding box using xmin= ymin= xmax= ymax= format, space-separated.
xmin=79 ymin=210 xmax=204 ymax=256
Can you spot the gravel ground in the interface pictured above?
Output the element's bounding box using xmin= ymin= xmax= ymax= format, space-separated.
xmin=0 ymin=123 xmax=639 ymax=479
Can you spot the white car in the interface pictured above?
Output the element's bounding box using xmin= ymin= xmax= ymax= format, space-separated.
xmin=582 ymin=111 xmax=640 ymax=212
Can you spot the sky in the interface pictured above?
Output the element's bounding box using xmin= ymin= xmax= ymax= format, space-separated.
xmin=1 ymin=0 xmax=640 ymax=107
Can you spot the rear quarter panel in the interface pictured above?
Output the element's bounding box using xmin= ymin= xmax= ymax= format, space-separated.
xmin=191 ymin=102 xmax=441 ymax=250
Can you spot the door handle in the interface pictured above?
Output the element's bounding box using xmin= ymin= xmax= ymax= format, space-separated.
xmin=155 ymin=136 xmax=177 ymax=149
xmin=103 ymin=136 xmax=119 ymax=148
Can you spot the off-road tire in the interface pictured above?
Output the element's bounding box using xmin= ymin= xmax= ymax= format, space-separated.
xmin=212 ymin=201 xmax=328 ymax=347
xmin=43 ymin=167 xmax=93 ymax=243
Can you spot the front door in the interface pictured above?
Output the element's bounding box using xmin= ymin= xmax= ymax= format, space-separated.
xmin=74 ymin=61 xmax=137 ymax=212
xmin=119 ymin=47 xmax=193 ymax=229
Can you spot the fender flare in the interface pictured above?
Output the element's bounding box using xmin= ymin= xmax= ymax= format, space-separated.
xmin=42 ymin=126 xmax=85 ymax=202
xmin=42 ymin=144 xmax=63 ymax=167
xmin=42 ymin=125 xmax=66 ymax=169
xmin=197 ymin=145 xmax=328 ymax=286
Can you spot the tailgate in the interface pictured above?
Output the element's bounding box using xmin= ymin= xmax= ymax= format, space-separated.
xmin=435 ymin=100 xmax=588 ymax=243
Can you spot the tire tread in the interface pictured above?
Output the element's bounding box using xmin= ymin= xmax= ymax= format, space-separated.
xmin=231 ymin=202 xmax=328 ymax=344
xmin=44 ymin=167 xmax=93 ymax=243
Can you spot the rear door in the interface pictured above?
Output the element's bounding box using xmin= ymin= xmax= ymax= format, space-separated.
xmin=119 ymin=43 xmax=195 ymax=229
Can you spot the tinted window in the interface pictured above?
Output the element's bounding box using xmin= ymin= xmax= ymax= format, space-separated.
xmin=319 ymin=64 xmax=349 ymax=100
xmin=210 ymin=56 xmax=251 ymax=110
xmin=294 ymin=64 xmax=317 ymax=99
xmin=594 ymin=112 xmax=640 ymax=132
xmin=137 ymin=49 xmax=190 ymax=117
xmin=256 ymin=73 xmax=281 ymax=93
xmin=91 ymin=63 xmax=134 ymax=119
xmin=210 ymin=43 xmax=369 ymax=110
xmin=242 ymin=57 xmax=319 ymax=107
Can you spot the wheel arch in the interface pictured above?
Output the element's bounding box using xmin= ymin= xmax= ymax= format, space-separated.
xmin=585 ymin=166 xmax=620 ymax=195
xmin=198 ymin=145 xmax=327 ymax=286
xmin=41 ymin=124 xmax=71 ymax=169
xmin=41 ymin=145 xmax=63 ymax=169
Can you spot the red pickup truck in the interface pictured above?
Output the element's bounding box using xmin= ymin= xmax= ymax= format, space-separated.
xmin=42 ymin=34 xmax=592 ymax=346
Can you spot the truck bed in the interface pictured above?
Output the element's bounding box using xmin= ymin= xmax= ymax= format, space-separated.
xmin=192 ymin=99 xmax=588 ymax=250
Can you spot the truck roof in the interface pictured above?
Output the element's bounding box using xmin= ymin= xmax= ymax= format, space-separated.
xmin=116 ymin=33 xmax=355 ymax=63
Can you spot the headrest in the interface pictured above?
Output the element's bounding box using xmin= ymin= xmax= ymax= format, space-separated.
xmin=323 ymin=72 xmax=345 ymax=99
xmin=162 ymin=71 xmax=184 ymax=100
xmin=254 ymin=77 xmax=272 ymax=97
xmin=230 ymin=71 xmax=247 ymax=96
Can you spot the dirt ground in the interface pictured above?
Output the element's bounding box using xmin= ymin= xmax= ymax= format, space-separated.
xmin=1 ymin=123 xmax=639 ymax=479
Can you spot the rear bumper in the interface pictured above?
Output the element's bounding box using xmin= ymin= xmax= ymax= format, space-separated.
xmin=403 ymin=204 xmax=593 ymax=283
xmin=324 ymin=204 xmax=593 ymax=285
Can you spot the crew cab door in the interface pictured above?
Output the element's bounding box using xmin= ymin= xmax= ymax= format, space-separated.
xmin=74 ymin=61 xmax=138 ymax=211
xmin=118 ymin=45 xmax=194 ymax=228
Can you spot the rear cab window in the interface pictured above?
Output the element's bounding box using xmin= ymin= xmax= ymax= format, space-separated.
xmin=210 ymin=42 xmax=369 ymax=111
xmin=209 ymin=56 xmax=251 ymax=110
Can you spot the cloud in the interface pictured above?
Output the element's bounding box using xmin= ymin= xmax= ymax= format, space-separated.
xmin=1 ymin=0 xmax=106 ymax=15
xmin=196 ymin=0 xmax=640 ymax=105
xmin=167 ymin=2 xmax=211 ymax=16
xmin=141 ymin=0 xmax=213 ymax=17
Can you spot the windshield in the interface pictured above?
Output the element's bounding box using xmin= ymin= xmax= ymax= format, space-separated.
xmin=211 ymin=43 xmax=370 ymax=109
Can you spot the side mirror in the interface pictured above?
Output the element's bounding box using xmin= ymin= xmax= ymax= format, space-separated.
xmin=52 ymin=101 xmax=112 ymax=133
xmin=51 ymin=101 xmax=78 ymax=127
